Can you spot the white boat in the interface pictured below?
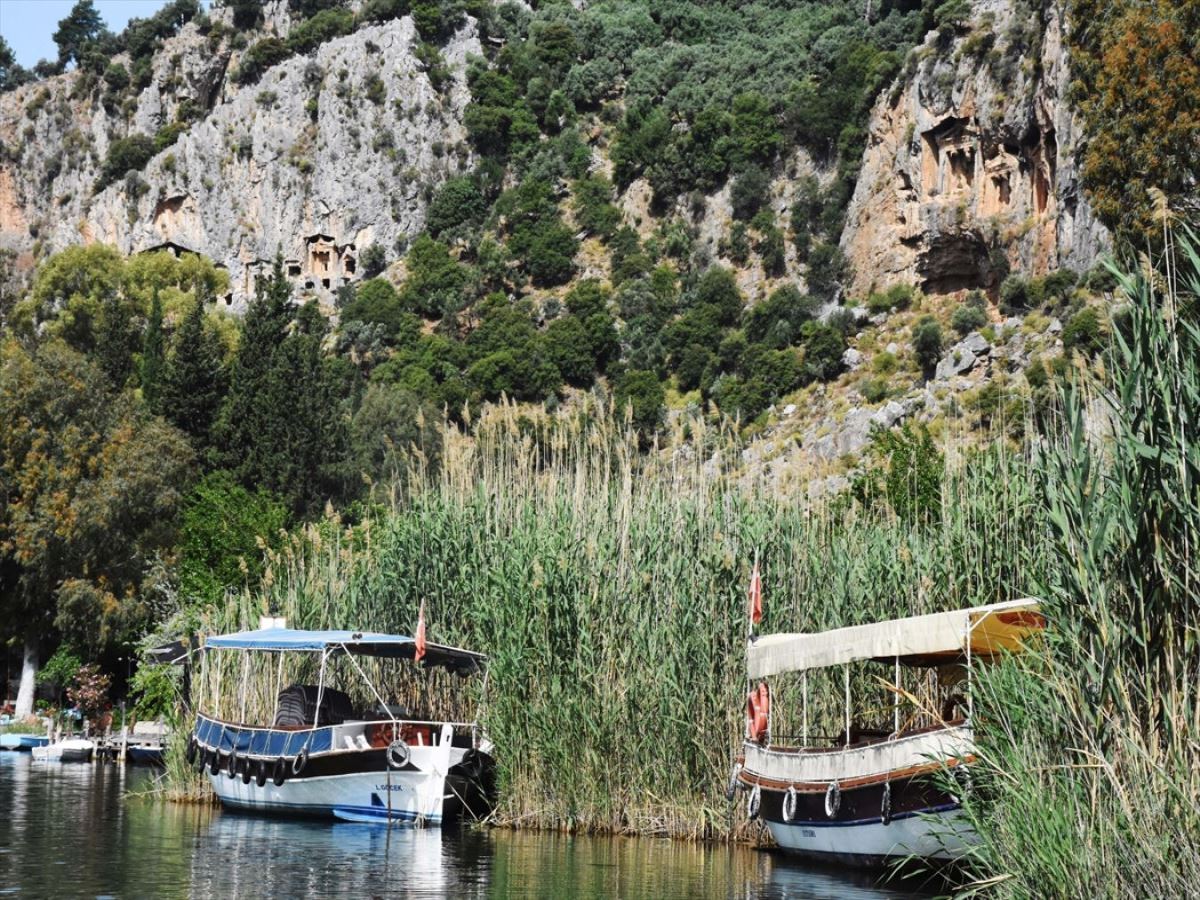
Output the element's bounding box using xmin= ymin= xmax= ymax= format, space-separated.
xmin=190 ymin=625 xmax=495 ymax=826
xmin=732 ymin=598 xmax=1045 ymax=867
xmin=32 ymin=737 xmax=95 ymax=762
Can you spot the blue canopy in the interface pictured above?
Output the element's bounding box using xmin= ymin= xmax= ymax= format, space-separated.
xmin=204 ymin=627 xmax=485 ymax=672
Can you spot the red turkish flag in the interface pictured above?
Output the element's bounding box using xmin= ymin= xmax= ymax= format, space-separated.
xmin=415 ymin=598 xmax=427 ymax=663
xmin=748 ymin=559 xmax=763 ymax=625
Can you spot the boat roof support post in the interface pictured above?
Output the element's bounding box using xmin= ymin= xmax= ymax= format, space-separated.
xmin=272 ymin=651 xmax=285 ymax=724
xmin=893 ymin=655 xmax=900 ymax=737
xmin=844 ymin=664 xmax=851 ymax=748
xmin=802 ymin=670 xmax=808 ymax=746
xmin=238 ymin=650 xmax=251 ymax=724
xmin=965 ymin=616 xmax=973 ymax=723
xmin=310 ymin=647 xmax=329 ymax=744
xmin=339 ymin=643 xmax=397 ymax=725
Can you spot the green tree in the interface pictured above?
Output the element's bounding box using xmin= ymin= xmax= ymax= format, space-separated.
xmin=53 ymin=0 xmax=103 ymax=68
xmin=614 ymin=369 xmax=664 ymax=446
xmin=96 ymin=134 xmax=156 ymax=191
xmin=176 ymin=470 xmax=288 ymax=607
xmin=230 ymin=0 xmax=265 ymax=29
xmin=161 ymin=296 xmax=228 ymax=452
xmin=426 ymin=176 xmax=487 ymax=236
xmin=0 ymin=340 xmax=193 ymax=716
xmin=341 ymin=278 xmax=420 ymax=345
xmin=218 ymin=270 xmax=350 ymax=515
xmin=1 ymin=36 xmax=33 ymax=93
xmin=140 ymin=290 xmax=165 ymax=410
xmin=350 ymin=382 xmax=443 ymax=488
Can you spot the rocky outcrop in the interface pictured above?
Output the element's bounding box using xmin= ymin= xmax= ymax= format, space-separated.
xmin=840 ymin=0 xmax=1109 ymax=297
xmin=0 ymin=12 xmax=478 ymax=307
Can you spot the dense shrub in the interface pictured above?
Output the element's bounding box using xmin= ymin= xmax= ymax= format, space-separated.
xmin=96 ymin=134 xmax=156 ymax=191
xmin=234 ymin=37 xmax=290 ymax=84
xmin=999 ymin=275 xmax=1032 ymax=315
xmin=425 ymin=176 xmax=487 ymax=236
xmin=103 ymin=62 xmax=129 ymax=92
xmin=730 ymin=165 xmax=770 ymax=222
xmin=340 ymin=278 xmax=420 ymax=345
xmin=1062 ymin=306 xmax=1106 ymax=356
xmin=865 ymin=282 xmax=914 ymax=314
xmin=801 ymin=322 xmax=845 ymax=382
xmin=573 ymin=176 xmax=622 ymax=241
xmin=614 ymin=368 xmax=664 ymax=443
xmin=911 ymin=315 xmax=943 ymax=376
xmin=287 ymin=8 xmax=355 ymax=55
xmin=806 ymin=242 xmax=847 ymax=304
xmin=743 ymin=284 xmax=819 ymax=348
xmin=400 ymin=234 xmax=475 ymax=319
xmin=951 ymin=295 xmax=989 ymax=335
xmin=690 ymin=266 xmax=743 ymax=326
xmin=360 ymin=244 xmax=387 ymax=278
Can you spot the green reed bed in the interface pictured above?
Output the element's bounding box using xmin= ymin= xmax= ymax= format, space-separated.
xmin=181 ymin=395 xmax=1045 ymax=839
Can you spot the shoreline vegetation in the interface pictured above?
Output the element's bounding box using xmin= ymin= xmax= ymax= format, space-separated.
xmin=161 ymin=227 xmax=1200 ymax=894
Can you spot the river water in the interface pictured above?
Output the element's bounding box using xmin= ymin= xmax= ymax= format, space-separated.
xmin=0 ymin=753 xmax=923 ymax=898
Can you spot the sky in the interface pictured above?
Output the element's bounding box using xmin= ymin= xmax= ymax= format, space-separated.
xmin=0 ymin=0 xmax=194 ymax=68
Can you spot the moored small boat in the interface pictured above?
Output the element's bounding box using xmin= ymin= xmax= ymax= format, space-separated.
xmin=0 ymin=733 xmax=50 ymax=751
xmin=32 ymin=737 xmax=95 ymax=762
xmin=732 ymin=598 xmax=1044 ymax=867
xmin=191 ymin=624 xmax=495 ymax=826
xmin=126 ymin=745 xmax=165 ymax=765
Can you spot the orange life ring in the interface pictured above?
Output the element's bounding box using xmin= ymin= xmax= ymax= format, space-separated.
xmin=745 ymin=682 xmax=770 ymax=742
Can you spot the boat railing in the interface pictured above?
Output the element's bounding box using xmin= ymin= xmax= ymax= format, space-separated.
xmin=760 ymin=719 xmax=970 ymax=754
xmin=195 ymin=713 xmax=480 ymax=758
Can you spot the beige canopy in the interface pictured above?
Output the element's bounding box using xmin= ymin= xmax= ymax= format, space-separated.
xmin=746 ymin=598 xmax=1044 ymax=678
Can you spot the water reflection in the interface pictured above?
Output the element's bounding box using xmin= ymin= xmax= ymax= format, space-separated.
xmin=0 ymin=755 xmax=920 ymax=898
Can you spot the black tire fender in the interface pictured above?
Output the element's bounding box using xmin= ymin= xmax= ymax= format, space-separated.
xmin=824 ymin=781 xmax=841 ymax=818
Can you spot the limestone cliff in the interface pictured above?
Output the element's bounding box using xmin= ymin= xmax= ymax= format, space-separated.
xmin=0 ymin=6 xmax=478 ymax=307
xmin=840 ymin=0 xmax=1109 ymax=297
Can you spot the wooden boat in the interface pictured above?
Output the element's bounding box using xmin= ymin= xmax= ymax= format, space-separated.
xmin=190 ymin=625 xmax=495 ymax=826
xmin=732 ymin=598 xmax=1044 ymax=867
xmin=0 ymin=733 xmax=50 ymax=751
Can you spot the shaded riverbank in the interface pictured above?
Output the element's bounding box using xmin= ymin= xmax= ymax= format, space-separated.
xmin=0 ymin=753 xmax=923 ymax=898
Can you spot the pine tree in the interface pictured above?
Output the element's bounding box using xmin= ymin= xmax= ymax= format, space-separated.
xmin=161 ymin=294 xmax=227 ymax=452
xmin=216 ymin=260 xmax=349 ymax=514
xmin=140 ymin=290 xmax=165 ymax=411
xmin=52 ymin=0 xmax=103 ymax=68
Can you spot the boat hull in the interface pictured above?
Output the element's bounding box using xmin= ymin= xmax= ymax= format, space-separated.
xmin=194 ymin=714 xmax=496 ymax=826
xmin=738 ymin=726 xmax=975 ymax=866
xmin=127 ymin=746 xmax=165 ymax=765
xmin=752 ymin=776 xmax=973 ymax=864
xmin=208 ymin=767 xmax=477 ymax=825
xmin=765 ymin=805 xmax=971 ymax=865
